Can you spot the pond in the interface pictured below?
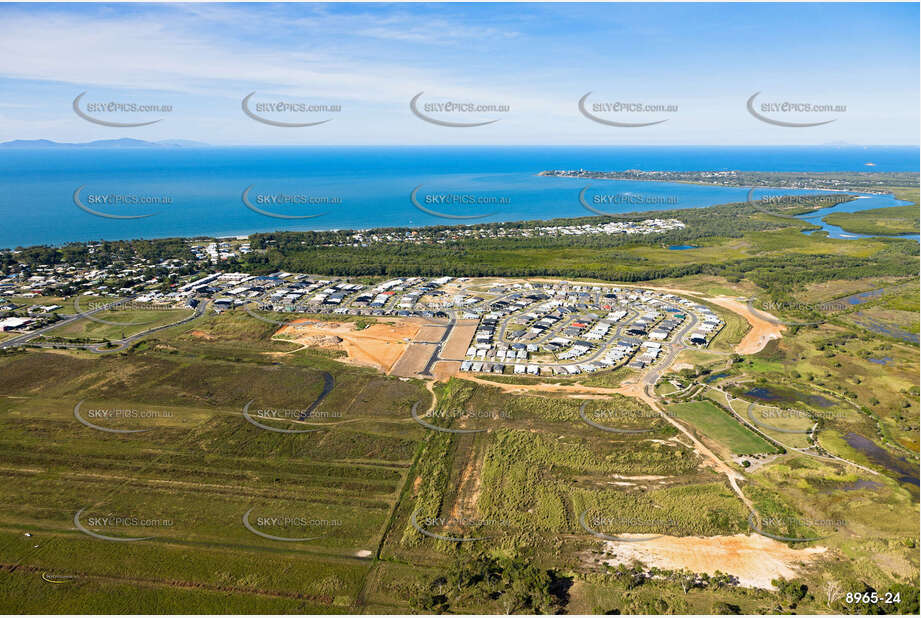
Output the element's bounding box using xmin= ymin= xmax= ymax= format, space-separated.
xmin=845 ymin=433 xmax=919 ymax=487
xmin=744 ymin=386 xmax=835 ymax=408
xmin=668 ymin=245 xmax=698 ymax=250
xmin=819 ymin=478 xmax=883 ymax=494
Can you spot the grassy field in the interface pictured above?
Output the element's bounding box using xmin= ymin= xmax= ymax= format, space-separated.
xmin=0 ymin=308 xmax=435 ymax=613
xmin=51 ymin=308 xmax=196 ymax=340
xmin=669 ymin=400 xmax=780 ymax=455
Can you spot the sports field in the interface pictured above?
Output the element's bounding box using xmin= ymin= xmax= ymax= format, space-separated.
xmin=668 ymin=400 xmax=780 ymax=455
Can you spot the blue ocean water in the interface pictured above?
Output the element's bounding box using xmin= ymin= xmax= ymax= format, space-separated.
xmin=0 ymin=146 xmax=916 ymax=248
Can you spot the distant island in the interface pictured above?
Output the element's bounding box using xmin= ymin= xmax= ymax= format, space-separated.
xmin=0 ymin=138 xmax=210 ymax=149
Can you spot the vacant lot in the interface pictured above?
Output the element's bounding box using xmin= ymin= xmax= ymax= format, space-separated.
xmin=52 ymin=308 xmax=195 ymax=340
xmin=706 ymin=296 xmax=785 ymax=355
xmin=389 ymin=342 xmax=436 ymax=377
xmin=602 ymin=534 xmax=826 ymax=590
xmin=277 ymin=318 xmax=421 ymax=373
xmin=440 ymin=319 xmax=478 ymax=360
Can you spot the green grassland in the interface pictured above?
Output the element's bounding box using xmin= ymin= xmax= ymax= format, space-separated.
xmin=0 ymin=309 xmax=435 ymax=613
xmin=669 ymin=400 xmax=780 ymax=456
xmin=50 ymin=307 xmax=196 ymax=340
xmin=732 ymin=400 xmax=814 ymax=450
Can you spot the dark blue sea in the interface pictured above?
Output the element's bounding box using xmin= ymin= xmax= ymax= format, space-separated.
xmin=0 ymin=145 xmax=916 ymax=248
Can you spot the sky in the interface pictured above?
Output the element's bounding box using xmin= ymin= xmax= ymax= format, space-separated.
xmin=0 ymin=2 xmax=918 ymax=145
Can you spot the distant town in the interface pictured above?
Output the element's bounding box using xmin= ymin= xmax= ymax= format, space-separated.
xmin=539 ymin=169 xmax=920 ymax=192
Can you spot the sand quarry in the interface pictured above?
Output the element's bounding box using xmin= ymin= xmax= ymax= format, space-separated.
xmin=603 ymin=534 xmax=825 ymax=590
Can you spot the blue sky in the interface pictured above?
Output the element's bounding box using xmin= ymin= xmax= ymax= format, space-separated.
xmin=0 ymin=2 xmax=917 ymax=145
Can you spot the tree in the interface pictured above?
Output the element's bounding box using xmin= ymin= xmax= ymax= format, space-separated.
xmin=713 ymin=601 xmax=742 ymax=614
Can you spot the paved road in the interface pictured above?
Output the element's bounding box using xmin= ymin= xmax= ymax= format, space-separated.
xmin=0 ymin=295 xmax=140 ymax=349
xmin=640 ymin=307 xmax=699 ymax=390
xmin=8 ymin=298 xmax=209 ymax=354
xmin=419 ymin=310 xmax=457 ymax=376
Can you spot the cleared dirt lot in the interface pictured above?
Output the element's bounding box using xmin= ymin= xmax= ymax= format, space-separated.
xmin=415 ymin=324 xmax=449 ymax=343
xmin=389 ymin=342 xmax=437 ymax=377
xmin=603 ymin=534 xmax=825 ymax=589
xmin=432 ymin=360 xmax=461 ymax=381
xmin=440 ymin=319 xmax=479 ymax=359
xmin=277 ymin=318 xmax=421 ymax=373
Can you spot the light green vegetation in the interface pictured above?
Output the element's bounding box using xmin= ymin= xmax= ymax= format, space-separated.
xmin=51 ymin=308 xmax=195 ymax=340
xmin=748 ymin=454 xmax=918 ymax=597
xmin=573 ymin=481 xmax=748 ymax=538
xmin=669 ymin=400 xmax=780 ymax=455
xmin=822 ymin=187 xmax=920 ymax=236
xmin=0 ymin=308 xmax=433 ymax=613
xmin=732 ymin=400 xmax=814 ymax=450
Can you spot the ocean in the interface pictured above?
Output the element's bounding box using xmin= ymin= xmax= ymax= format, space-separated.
xmin=0 ymin=146 xmax=917 ymax=249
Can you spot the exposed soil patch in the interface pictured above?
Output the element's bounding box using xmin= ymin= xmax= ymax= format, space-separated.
xmin=603 ymin=534 xmax=826 ymax=589
xmin=389 ymin=343 xmax=437 ymax=377
xmin=440 ymin=320 xmax=479 ymax=360
xmin=276 ymin=318 xmax=422 ymax=373
xmin=707 ymin=296 xmax=786 ymax=354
